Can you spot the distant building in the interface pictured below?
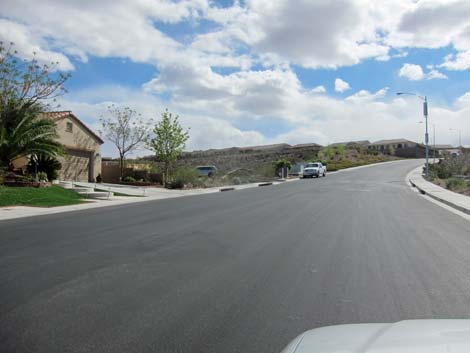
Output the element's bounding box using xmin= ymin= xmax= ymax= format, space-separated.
xmin=330 ymin=140 xmax=370 ymax=148
xmin=369 ymin=139 xmax=418 ymax=151
xmin=368 ymin=138 xmax=431 ymax=158
xmin=434 ymin=144 xmax=461 ymax=157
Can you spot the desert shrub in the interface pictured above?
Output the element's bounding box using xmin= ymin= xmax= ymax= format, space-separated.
xmin=122 ymin=175 xmax=136 ymax=182
xmin=446 ymin=177 xmax=466 ymax=190
xmin=428 ymin=162 xmax=452 ymax=179
xmin=231 ymin=177 xmax=242 ymax=185
xmin=167 ymin=168 xmax=202 ymax=189
xmin=257 ymin=163 xmax=276 ymax=178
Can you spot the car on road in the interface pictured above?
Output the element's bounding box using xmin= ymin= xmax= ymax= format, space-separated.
xmin=302 ymin=162 xmax=326 ymax=178
xmin=196 ymin=165 xmax=218 ymax=177
xmin=280 ymin=320 xmax=470 ymax=353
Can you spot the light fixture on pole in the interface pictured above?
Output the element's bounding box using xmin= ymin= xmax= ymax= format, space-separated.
xmin=397 ymin=92 xmax=429 ymax=177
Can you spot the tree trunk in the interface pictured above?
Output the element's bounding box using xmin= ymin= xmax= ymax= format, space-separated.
xmin=164 ymin=162 xmax=170 ymax=187
xmin=119 ymin=155 xmax=124 ymax=180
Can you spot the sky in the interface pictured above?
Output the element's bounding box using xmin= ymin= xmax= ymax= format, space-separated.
xmin=0 ymin=0 xmax=469 ymax=157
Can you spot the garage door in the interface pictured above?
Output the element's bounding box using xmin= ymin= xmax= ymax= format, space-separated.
xmin=59 ymin=150 xmax=91 ymax=182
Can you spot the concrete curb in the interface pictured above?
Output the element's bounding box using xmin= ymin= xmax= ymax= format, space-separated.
xmin=408 ymin=166 xmax=470 ymax=216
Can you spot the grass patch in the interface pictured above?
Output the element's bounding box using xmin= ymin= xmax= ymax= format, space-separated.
xmin=0 ymin=185 xmax=86 ymax=207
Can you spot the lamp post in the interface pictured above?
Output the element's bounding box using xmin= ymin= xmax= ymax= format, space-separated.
xmin=449 ymin=128 xmax=462 ymax=147
xmin=419 ymin=121 xmax=436 ymax=162
xmin=397 ymin=92 xmax=429 ymax=177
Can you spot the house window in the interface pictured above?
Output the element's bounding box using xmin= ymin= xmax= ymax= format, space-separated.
xmin=66 ymin=122 xmax=73 ymax=133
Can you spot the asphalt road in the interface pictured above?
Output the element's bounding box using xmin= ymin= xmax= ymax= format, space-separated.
xmin=1 ymin=159 xmax=470 ymax=353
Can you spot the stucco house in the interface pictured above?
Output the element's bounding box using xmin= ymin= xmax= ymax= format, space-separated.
xmin=13 ymin=111 xmax=103 ymax=182
xmin=368 ymin=138 xmax=419 ymax=151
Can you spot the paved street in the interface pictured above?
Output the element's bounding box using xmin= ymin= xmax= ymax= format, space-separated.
xmin=1 ymin=159 xmax=470 ymax=353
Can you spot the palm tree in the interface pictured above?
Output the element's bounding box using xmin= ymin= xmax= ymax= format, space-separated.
xmin=0 ymin=103 xmax=62 ymax=170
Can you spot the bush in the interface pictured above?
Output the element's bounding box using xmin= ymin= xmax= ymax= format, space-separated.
xmin=130 ymin=169 xmax=149 ymax=182
xmin=27 ymin=155 xmax=62 ymax=180
xmin=37 ymin=171 xmax=48 ymax=181
xmin=167 ymin=168 xmax=202 ymax=189
xmin=148 ymin=172 xmax=163 ymax=184
xmin=0 ymin=167 xmax=6 ymax=184
xmin=122 ymin=175 xmax=136 ymax=182
xmin=428 ymin=162 xmax=452 ymax=179
xmin=446 ymin=177 xmax=466 ymax=190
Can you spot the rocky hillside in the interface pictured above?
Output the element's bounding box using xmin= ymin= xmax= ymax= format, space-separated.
xmin=173 ymin=143 xmax=323 ymax=174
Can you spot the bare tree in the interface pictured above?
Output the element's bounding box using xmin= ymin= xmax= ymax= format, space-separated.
xmin=100 ymin=105 xmax=152 ymax=179
xmin=0 ymin=41 xmax=70 ymax=119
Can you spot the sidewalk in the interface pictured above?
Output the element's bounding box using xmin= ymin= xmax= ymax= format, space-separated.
xmin=408 ymin=166 xmax=470 ymax=216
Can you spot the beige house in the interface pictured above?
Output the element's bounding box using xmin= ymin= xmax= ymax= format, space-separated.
xmin=368 ymin=138 xmax=419 ymax=151
xmin=13 ymin=111 xmax=103 ymax=182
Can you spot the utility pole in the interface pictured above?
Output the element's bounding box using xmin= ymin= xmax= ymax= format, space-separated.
xmin=396 ymin=92 xmax=429 ymax=177
xmin=423 ymin=96 xmax=429 ymax=177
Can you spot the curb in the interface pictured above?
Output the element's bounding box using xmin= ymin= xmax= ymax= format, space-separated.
xmin=258 ymin=182 xmax=273 ymax=187
xmin=220 ymin=187 xmax=235 ymax=192
xmin=409 ymin=175 xmax=470 ymax=216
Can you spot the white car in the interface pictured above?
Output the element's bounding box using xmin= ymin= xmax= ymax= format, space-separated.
xmin=280 ymin=320 xmax=470 ymax=353
xmin=302 ymin=162 xmax=326 ymax=178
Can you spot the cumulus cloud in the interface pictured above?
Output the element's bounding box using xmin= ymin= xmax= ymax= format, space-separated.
xmin=334 ymin=78 xmax=351 ymax=93
xmin=440 ymin=51 xmax=470 ymax=71
xmin=398 ymin=63 xmax=424 ymax=80
xmin=312 ymin=86 xmax=326 ymax=94
xmin=0 ymin=19 xmax=74 ymax=70
xmin=398 ymin=63 xmax=447 ymax=80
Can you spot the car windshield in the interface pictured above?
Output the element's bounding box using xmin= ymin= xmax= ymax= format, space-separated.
xmin=307 ymin=163 xmax=319 ymax=168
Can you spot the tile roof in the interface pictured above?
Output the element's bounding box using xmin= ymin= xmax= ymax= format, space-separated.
xmin=370 ymin=138 xmax=417 ymax=145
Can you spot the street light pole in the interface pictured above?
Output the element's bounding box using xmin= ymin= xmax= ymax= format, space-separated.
xmin=396 ymin=92 xmax=429 ymax=177
xmin=423 ymin=96 xmax=429 ymax=176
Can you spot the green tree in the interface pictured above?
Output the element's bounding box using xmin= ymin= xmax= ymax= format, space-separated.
xmin=0 ymin=42 xmax=69 ymax=169
xmin=100 ymin=105 xmax=152 ymax=179
xmin=273 ymin=159 xmax=292 ymax=178
xmin=148 ymin=110 xmax=189 ymax=186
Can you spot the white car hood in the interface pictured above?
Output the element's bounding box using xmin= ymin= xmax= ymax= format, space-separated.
xmin=281 ymin=320 xmax=470 ymax=353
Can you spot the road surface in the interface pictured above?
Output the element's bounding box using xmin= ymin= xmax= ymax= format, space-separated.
xmin=1 ymin=159 xmax=470 ymax=353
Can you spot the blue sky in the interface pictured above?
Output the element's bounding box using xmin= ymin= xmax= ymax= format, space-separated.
xmin=1 ymin=0 xmax=469 ymax=156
